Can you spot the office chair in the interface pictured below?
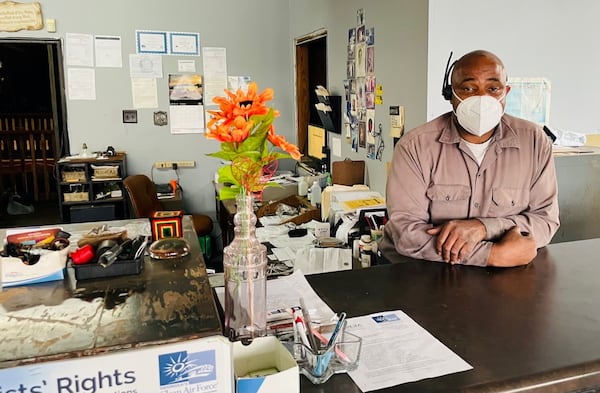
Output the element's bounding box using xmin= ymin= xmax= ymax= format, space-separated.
xmin=123 ymin=174 xmax=213 ymax=238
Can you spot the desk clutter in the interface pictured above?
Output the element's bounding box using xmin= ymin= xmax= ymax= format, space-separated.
xmin=252 ymin=184 xmax=388 ymax=275
xmin=0 ymin=220 xmax=156 ymax=287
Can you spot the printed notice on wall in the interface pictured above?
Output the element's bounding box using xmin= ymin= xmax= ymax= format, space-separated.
xmin=94 ymin=35 xmax=122 ymax=68
xmin=66 ymin=33 xmax=94 ymax=67
xmin=202 ymin=47 xmax=228 ymax=104
xmin=131 ymin=78 xmax=158 ymax=109
xmin=67 ymin=68 xmax=96 ymax=100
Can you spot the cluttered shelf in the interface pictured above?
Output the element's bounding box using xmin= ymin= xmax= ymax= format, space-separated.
xmin=56 ymin=153 xmax=128 ymax=223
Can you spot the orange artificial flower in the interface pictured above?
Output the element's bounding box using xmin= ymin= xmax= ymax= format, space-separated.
xmin=206 ymin=83 xmax=302 ymax=199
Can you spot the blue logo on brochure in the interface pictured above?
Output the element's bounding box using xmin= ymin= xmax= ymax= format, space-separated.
xmin=371 ymin=313 xmax=400 ymax=323
xmin=158 ymin=349 xmax=216 ymax=386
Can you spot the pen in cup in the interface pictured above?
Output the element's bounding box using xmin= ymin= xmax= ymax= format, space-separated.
xmin=293 ymin=309 xmax=311 ymax=350
xmin=326 ymin=312 xmax=347 ymax=349
xmin=314 ymin=312 xmax=347 ymax=376
xmin=299 ymin=297 xmax=319 ymax=352
xmin=310 ymin=326 xmax=350 ymax=362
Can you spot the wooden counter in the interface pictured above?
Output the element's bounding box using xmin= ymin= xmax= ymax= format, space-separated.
xmin=303 ymin=238 xmax=600 ymax=392
xmin=0 ymin=217 xmax=222 ymax=369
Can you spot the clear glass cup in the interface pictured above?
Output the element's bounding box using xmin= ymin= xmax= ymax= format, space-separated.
xmin=293 ymin=322 xmax=362 ymax=384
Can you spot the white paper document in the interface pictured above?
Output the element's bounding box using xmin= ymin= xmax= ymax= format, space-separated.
xmin=131 ymin=78 xmax=158 ymax=108
xmin=66 ymin=33 xmax=94 ymax=67
xmin=215 ymin=270 xmax=337 ymax=326
xmin=346 ymin=310 xmax=472 ymax=392
xmin=94 ymin=35 xmax=122 ymax=68
xmin=67 ymin=68 xmax=96 ymax=100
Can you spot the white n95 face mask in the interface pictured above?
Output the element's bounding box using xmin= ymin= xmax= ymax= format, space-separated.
xmin=453 ymin=90 xmax=505 ymax=136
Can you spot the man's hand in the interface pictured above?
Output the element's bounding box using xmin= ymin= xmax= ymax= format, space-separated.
xmin=488 ymin=226 xmax=537 ymax=267
xmin=426 ymin=219 xmax=487 ymax=264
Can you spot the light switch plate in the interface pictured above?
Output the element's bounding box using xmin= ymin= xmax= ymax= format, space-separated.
xmin=122 ymin=110 xmax=137 ymax=123
xmin=46 ymin=19 xmax=56 ymax=33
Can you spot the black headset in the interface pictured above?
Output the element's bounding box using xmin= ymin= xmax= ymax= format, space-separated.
xmin=441 ymin=51 xmax=457 ymax=101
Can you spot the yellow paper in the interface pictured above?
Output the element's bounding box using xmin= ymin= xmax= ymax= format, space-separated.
xmin=308 ymin=124 xmax=325 ymax=159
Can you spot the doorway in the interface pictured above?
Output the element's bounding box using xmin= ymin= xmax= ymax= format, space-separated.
xmin=295 ymin=30 xmax=327 ymax=171
xmin=0 ymin=38 xmax=68 ymax=228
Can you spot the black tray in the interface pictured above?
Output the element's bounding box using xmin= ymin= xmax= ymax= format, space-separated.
xmin=71 ymin=255 xmax=143 ymax=280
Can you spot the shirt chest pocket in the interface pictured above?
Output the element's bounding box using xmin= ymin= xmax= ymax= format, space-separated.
xmin=490 ymin=187 xmax=529 ymax=215
xmin=426 ymin=184 xmax=471 ymax=223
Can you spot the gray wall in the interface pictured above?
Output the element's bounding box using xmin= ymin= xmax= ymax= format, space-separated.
xmin=290 ymin=0 xmax=429 ymax=199
xmin=1 ymin=0 xmax=296 ymax=218
xmin=427 ymin=0 xmax=600 ymax=134
xmin=7 ymin=1 xmax=596 ymax=222
xmin=1 ymin=0 xmax=429 ymax=217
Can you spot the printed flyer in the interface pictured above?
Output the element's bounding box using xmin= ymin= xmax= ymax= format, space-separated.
xmin=0 ymin=336 xmax=233 ymax=393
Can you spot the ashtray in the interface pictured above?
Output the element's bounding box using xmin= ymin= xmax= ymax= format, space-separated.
xmin=148 ymin=238 xmax=190 ymax=259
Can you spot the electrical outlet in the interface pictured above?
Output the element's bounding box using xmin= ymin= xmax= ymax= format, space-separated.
xmin=122 ymin=110 xmax=138 ymax=123
xmin=176 ymin=161 xmax=195 ymax=168
xmin=154 ymin=160 xmax=196 ymax=169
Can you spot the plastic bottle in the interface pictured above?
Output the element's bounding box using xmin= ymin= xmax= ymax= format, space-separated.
xmin=298 ymin=177 xmax=308 ymax=197
xmin=310 ymin=180 xmax=322 ymax=207
xmin=326 ymin=172 xmax=332 ymax=187
xmin=359 ymin=234 xmax=373 ymax=268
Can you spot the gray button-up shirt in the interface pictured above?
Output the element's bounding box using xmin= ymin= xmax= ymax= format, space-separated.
xmin=380 ymin=112 xmax=560 ymax=266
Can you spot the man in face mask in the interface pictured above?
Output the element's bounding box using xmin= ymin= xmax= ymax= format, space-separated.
xmin=379 ymin=50 xmax=559 ymax=267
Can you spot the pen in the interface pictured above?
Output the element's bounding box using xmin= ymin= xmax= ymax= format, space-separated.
xmin=293 ymin=310 xmax=311 ymax=350
xmin=326 ymin=312 xmax=347 ymax=349
xmin=313 ymin=350 xmax=333 ymax=377
xmin=299 ymin=297 xmax=319 ymax=352
xmin=310 ymin=326 xmax=350 ymax=362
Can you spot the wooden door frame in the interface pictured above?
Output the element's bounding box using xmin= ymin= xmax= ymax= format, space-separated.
xmin=294 ymin=29 xmax=327 ymax=157
xmin=0 ymin=37 xmax=69 ymax=160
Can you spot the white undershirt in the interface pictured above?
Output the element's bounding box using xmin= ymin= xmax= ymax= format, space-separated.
xmin=463 ymin=138 xmax=492 ymax=166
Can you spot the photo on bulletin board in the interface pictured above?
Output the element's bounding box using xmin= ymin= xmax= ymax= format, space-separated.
xmin=359 ymin=121 xmax=366 ymax=148
xmin=348 ymin=28 xmax=356 ymax=59
xmin=366 ymin=27 xmax=375 ymax=46
xmin=168 ymin=74 xmax=203 ymax=104
xmin=357 ymin=8 xmax=365 ymax=26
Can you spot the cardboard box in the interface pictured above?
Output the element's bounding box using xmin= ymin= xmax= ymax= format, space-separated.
xmin=256 ymin=195 xmax=320 ymax=226
xmin=233 ymin=336 xmax=299 ymax=393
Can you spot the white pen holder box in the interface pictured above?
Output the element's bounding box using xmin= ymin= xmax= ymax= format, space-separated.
xmin=233 ymin=336 xmax=299 ymax=393
xmin=293 ymin=321 xmax=362 ymax=384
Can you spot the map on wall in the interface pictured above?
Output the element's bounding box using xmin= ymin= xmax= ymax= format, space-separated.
xmin=505 ymin=77 xmax=551 ymax=125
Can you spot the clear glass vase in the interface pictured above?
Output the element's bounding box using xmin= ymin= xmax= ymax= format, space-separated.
xmin=223 ymin=193 xmax=268 ymax=344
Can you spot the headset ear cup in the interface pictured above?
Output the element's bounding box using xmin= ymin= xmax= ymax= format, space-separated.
xmin=442 ymin=85 xmax=452 ymax=101
xmin=441 ymin=52 xmax=455 ymax=101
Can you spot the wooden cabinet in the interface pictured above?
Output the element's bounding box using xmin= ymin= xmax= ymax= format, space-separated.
xmin=56 ymin=154 xmax=128 ymax=222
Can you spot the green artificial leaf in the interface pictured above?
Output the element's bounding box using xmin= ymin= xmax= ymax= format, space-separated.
xmin=219 ymin=186 xmax=242 ymax=200
xmin=271 ymin=152 xmax=292 ymax=160
xmin=217 ymin=165 xmax=238 ymax=185
xmin=207 ymin=151 xmax=237 ymax=161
